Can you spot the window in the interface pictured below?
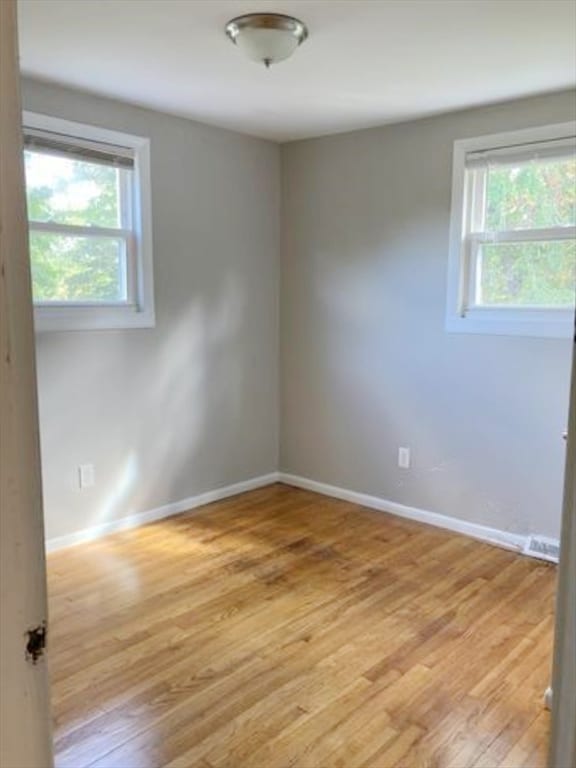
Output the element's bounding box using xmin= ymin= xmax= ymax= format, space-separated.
xmin=447 ymin=123 xmax=576 ymax=337
xmin=23 ymin=112 xmax=154 ymax=331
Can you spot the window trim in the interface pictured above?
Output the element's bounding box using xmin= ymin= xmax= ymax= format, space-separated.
xmin=23 ymin=111 xmax=155 ymax=332
xmin=446 ymin=122 xmax=576 ymax=338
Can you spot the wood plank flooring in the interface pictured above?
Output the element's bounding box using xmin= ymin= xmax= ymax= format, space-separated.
xmin=47 ymin=483 xmax=556 ymax=768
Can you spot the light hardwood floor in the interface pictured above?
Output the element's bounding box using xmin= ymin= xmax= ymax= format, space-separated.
xmin=47 ymin=484 xmax=555 ymax=768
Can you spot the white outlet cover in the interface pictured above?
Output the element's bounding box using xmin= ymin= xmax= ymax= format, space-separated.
xmin=79 ymin=464 xmax=95 ymax=489
xmin=398 ymin=447 xmax=411 ymax=469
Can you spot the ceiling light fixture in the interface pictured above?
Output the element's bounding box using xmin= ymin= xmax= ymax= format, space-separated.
xmin=225 ymin=13 xmax=308 ymax=68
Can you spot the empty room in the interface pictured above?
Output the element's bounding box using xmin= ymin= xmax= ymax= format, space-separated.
xmin=1 ymin=1 xmax=576 ymax=767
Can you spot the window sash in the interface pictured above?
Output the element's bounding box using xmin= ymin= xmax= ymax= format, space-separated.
xmin=465 ymin=159 xmax=576 ymax=236
xmin=26 ymin=158 xmax=133 ymax=231
xmin=466 ymin=235 xmax=576 ymax=311
xmin=28 ymin=221 xmax=138 ymax=307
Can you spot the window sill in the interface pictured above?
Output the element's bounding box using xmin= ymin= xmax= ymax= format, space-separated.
xmin=34 ymin=304 xmax=156 ymax=333
xmin=446 ymin=308 xmax=574 ymax=339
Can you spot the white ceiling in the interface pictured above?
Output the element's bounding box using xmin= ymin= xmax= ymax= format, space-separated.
xmin=17 ymin=0 xmax=576 ymax=143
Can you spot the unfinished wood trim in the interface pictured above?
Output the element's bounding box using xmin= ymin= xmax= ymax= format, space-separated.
xmin=0 ymin=1 xmax=54 ymax=765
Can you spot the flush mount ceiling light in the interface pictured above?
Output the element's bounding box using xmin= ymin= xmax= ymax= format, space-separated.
xmin=225 ymin=13 xmax=308 ymax=68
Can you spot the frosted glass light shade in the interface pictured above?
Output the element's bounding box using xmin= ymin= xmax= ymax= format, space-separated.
xmin=226 ymin=14 xmax=308 ymax=67
xmin=235 ymin=28 xmax=300 ymax=65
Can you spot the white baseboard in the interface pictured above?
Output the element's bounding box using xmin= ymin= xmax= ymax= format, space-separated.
xmin=46 ymin=468 xmax=558 ymax=563
xmin=278 ymin=472 xmax=530 ymax=554
xmin=45 ymin=472 xmax=280 ymax=553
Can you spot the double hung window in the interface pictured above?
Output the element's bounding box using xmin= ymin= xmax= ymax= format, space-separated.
xmin=23 ymin=112 xmax=154 ymax=331
xmin=447 ymin=124 xmax=575 ymax=337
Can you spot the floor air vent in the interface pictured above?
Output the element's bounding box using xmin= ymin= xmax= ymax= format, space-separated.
xmin=524 ymin=536 xmax=560 ymax=563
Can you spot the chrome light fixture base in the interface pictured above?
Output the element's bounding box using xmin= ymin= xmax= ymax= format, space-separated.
xmin=225 ymin=13 xmax=308 ymax=68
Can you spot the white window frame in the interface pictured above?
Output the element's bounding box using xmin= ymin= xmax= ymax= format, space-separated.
xmin=23 ymin=111 xmax=155 ymax=332
xmin=446 ymin=122 xmax=576 ymax=338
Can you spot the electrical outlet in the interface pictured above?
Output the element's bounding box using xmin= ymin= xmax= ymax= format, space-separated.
xmin=79 ymin=464 xmax=95 ymax=489
xmin=398 ymin=447 xmax=410 ymax=469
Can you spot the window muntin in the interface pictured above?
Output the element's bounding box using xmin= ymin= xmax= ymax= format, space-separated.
xmin=447 ymin=125 xmax=576 ymax=337
xmin=22 ymin=113 xmax=154 ymax=331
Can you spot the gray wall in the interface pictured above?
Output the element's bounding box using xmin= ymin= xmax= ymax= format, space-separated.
xmin=23 ymin=78 xmax=575 ymax=544
xmin=22 ymin=79 xmax=280 ymax=542
xmin=280 ymin=90 xmax=576 ymax=540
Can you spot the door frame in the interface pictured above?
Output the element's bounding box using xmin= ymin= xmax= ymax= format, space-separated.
xmin=0 ymin=1 xmax=53 ymax=766
xmin=548 ymin=322 xmax=576 ymax=768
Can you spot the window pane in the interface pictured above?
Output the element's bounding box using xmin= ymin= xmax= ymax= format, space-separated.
xmin=30 ymin=231 xmax=127 ymax=302
xmin=24 ymin=150 xmax=121 ymax=228
xmin=478 ymin=241 xmax=576 ymax=307
xmin=485 ymin=157 xmax=576 ymax=231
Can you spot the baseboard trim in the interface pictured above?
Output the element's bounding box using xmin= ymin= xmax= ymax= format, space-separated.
xmin=45 ymin=472 xmax=280 ymax=553
xmin=278 ymin=472 xmax=530 ymax=554
xmin=46 ymin=469 xmax=558 ymax=562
